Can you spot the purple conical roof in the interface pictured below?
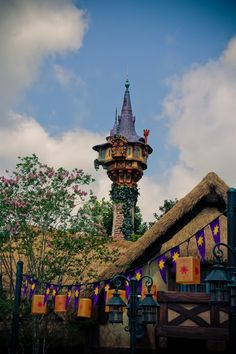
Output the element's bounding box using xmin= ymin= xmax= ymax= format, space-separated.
xmin=110 ymin=80 xmax=143 ymax=143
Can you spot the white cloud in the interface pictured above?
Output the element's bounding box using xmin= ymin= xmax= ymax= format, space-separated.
xmin=135 ymin=35 xmax=236 ymax=222
xmin=0 ymin=113 xmax=102 ymax=172
xmin=164 ymin=38 xmax=236 ymax=182
xmin=0 ymin=0 xmax=88 ymax=123
xmin=53 ymin=64 xmax=86 ymax=89
xmin=156 ymin=35 xmax=236 ymax=208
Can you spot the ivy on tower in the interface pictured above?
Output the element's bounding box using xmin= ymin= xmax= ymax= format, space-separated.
xmin=93 ymin=80 xmax=152 ymax=240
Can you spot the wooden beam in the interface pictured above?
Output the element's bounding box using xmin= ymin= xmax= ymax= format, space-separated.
xmin=156 ymin=325 xmax=229 ymax=340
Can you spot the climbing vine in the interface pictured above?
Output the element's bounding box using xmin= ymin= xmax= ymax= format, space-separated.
xmin=110 ymin=185 xmax=139 ymax=240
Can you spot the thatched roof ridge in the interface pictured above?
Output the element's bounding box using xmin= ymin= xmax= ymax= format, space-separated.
xmin=99 ymin=172 xmax=228 ymax=280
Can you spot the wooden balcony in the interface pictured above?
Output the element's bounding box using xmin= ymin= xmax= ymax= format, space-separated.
xmin=156 ymin=291 xmax=229 ymax=352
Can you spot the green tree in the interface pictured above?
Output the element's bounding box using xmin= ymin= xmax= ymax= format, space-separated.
xmin=154 ymin=198 xmax=178 ymax=221
xmin=0 ymin=154 xmax=116 ymax=353
xmin=76 ymin=196 xmax=113 ymax=236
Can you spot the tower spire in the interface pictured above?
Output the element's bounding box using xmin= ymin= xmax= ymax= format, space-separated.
xmin=121 ymin=79 xmax=132 ymax=115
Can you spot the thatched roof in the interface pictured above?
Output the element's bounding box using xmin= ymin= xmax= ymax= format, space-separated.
xmin=99 ymin=172 xmax=228 ymax=280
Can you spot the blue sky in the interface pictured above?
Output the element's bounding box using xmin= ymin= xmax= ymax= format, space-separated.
xmin=1 ymin=0 xmax=236 ymax=221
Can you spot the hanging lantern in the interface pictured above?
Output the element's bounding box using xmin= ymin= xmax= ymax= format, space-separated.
xmin=204 ymin=263 xmax=230 ymax=304
xmin=105 ymin=289 xmax=126 ymax=312
xmin=106 ymin=289 xmax=127 ymax=323
xmin=176 ymin=256 xmax=200 ymax=284
xmin=141 ymin=285 xmax=157 ymax=301
xmin=140 ymin=291 xmax=160 ymax=324
xmin=54 ymin=294 xmax=67 ymax=313
xmin=31 ymin=295 xmax=47 ymax=315
xmin=228 ymin=270 xmax=236 ymax=309
xmin=77 ymin=298 xmax=92 ymax=318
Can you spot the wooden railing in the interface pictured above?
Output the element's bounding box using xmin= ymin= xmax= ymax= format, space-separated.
xmin=156 ymin=291 xmax=229 ymax=351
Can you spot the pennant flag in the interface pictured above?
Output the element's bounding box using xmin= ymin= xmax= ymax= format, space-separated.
xmin=93 ymin=282 xmax=100 ymax=307
xmin=210 ymin=218 xmax=221 ymax=247
xmin=52 ymin=284 xmax=59 ymax=304
xmin=104 ymin=280 xmax=110 ymax=302
xmin=22 ymin=275 xmax=30 ymax=297
xmin=157 ymin=255 xmax=167 ymax=283
xmin=74 ymin=285 xmax=80 ymax=311
xmin=125 ymin=274 xmax=131 ymax=300
xmin=29 ymin=279 xmax=37 ymax=300
xmin=170 ymin=246 xmax=180 ymax=271
xmin=65 ymin=286 xmax=72 ymax=308
xmin=43 ymin=283 xmax=51 ymax=305
xmin=195 ymin=229 xmax=206 ymax=260
xmin=134 ymin=268 xmax=142 ymax=294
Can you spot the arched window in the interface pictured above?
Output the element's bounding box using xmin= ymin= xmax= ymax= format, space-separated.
xmin=127 ymin=147 xmax=132 ymax=156
xmin=134 ymin=147 xmax=139 ymax=157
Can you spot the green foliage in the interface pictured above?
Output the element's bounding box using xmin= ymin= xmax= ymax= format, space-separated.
xmin=76 ymin=196 xmax=113 ymax=236
xmin=110 ymin=185 xmax=139 ymax=240
xmin=154 ymin=198 xmax=178 ymax=220
xmin=0 ymin=154 xmax=115 ymax=297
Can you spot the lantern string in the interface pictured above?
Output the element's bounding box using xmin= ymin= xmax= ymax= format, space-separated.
xmin=21 ymin=210 xmax=226 ymax=293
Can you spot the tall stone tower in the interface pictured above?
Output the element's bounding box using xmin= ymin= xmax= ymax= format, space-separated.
xmin=93 ymin=80 xmax=152 ymax=240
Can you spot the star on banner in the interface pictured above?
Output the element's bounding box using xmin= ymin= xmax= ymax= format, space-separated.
xmin=43 ymin=283 xmax=51 ymax=305
xmin=74 ymin=285 xmax=80 ymax=311
xmin=66 ymin=286 xmax=72 ymax=308
xmin=195 ymin=229 xmax=206 ymax=260
xmin=210 ymin=218 xmax=221 ymax=247
xmin=134 ymin=268 xmax=142 ymax=294
xmin=157 ymin=255 xmax=167 ymax=283
xmin=93 ymin=282 xmax=100 ymax=307
xmin=170 ymin=246 xmax=180 ymax=271
xmin=29 ymin=279 xmax=37 ymax=300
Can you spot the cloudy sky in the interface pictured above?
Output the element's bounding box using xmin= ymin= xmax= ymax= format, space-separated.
xmin=0 ymin=0 xmax=236 ymax=221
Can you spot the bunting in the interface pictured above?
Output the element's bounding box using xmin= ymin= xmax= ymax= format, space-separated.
xmin=23 ymin=215 xmax=224 ymax=315
xmin=195 ymin=229 xmax=206 ymax=260
xmin=157 ymin=255 xmax=167 ymax=284
xmin=52 ymin=284 xmax=59 ymax=304
xmin=29 ymin=279 xmax=37 ymax=300
xmin=134 ymin=268 xmax=142 ymax=294
xmin=170 ymin=246 xmax=180 ymax=271
xmin=43 ymin=283 xmax=51 ymax=305
xmin=74 ymin=285 xmax=80 ymax=311
xmin=93 ymin=282 xmax=100 ymax=307
xmin=65 ymin=286 xmax=72 ymax=308
xmin=104 ymin=280 xmax=110 ymax=302
xmin=210 ymin=217 xmax=221 ymax=247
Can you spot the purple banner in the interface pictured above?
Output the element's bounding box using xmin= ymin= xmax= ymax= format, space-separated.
xmin=43 ymin=283 xmax=51 ymax=305
xmin=157 ymin=255 xmax=167 ymax=283
xmin=195 ymin=229 xmax=206 ymax=260
xmin=66 ymin=286 xmax=72 ymax=308
xmin=104 ymin=280 xmax=110 ymax=302
xmin=29 ymin=279 xmax=37 ymax=300
xmin=93 ymin=282 xmax=100 ymax=307
xmin=170 ymin=246 xmax=180 ymax=271
xmin=210 ymin=218 xmax=221 ymax=247
xmin=134 ymin=268 xmax=142 ymax=294
xmin=74 ymin=285 xmax=80 ymax=311
xmin=52 ymin=284 xmax=59 ymax=304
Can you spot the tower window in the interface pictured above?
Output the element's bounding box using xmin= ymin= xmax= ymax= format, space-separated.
xmin=127 ymin=147 xmax=132 ymax=156
xmin=134 ymin=147 xmax=139 ymax=157
xmin=100 ymin=149 xmax=105 ymax=160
